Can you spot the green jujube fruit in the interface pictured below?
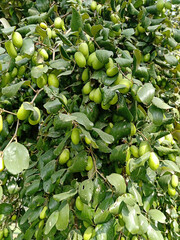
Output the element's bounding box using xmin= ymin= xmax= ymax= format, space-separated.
xmin=28 ymin=107 xmax=41 ymax=125
xmin=12 ymin=32 xmax=23 ymax=48
xmin=130 ymin=145 xmax=139 ymax=158
xmin=37 ymin=74 xmax=47 ymax=88
xmin=74 ymin=52 xmax=86 ymax=68
xmin=106 ymin=66 xmax=119 ymax=77
xmin=82 ymin=68 xmax=89 ymax=81
xmin=156 ymin=0 xmax=164 ymax=11
xmin=171 ymin=175 xmax=178 ymax=188
xmin=17 ymin=102 xmax=30 ymax=120
xmin=79 ymin=42 xmax=89 ymax=59
xmin=105 ymin=58 xmax=114 ymax=70
xmin=139 ymin=141 xmax=151 ymax=156
xmin=93 ymin=88 xmax=102 ymax=104
xmin=92 ymin=56 xmax=104 ymax=70
xmin=149 ymin=152 xmax=159 ymax=170
xmin=48 ymin=74 xmax=59 ymax=88
xmin=82 ymin=82 xmax=92 ymax=95
xmin=5 ymin=41 xmax=17 ymax=58
xmin=59 ymin=149 xmax=70 ymax=165
xmin=40 ymin=206 xmax=48 ymax=219
xmin=89 ymin=89 xmax=96 ymax=101
xmin=71 ymin=128 xmax=80 ymax=145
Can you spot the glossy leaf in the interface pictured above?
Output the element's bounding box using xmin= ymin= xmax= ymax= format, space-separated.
xmin=44 ymin=211 xmax=59 ymax=235
xmin=56 ymin=201 xmax=69 ymax=231
xmin=148 ymin=209 xmax=166 ymax=223
xmin=107 ymin=173 xmax=126 ymax=195
xmin=137 ymin=83 xmax=155 ymax=105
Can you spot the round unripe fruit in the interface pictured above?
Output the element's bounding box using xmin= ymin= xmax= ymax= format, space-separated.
xmin=149 ymin=152 xmax=159 ymax=170
xmin=109 ymin=93 xmax=118 ymax=105
xmin=87 ymin=52 xmax=96 ymax=66
xmin=5 ymin=41 xmax=17 ymax=58
xmin=83 ymin=226 xmax=94 ymax=240
xmin=89 ymin=89 xmax=96 ymax=101
xmin=0 ymin=116 xmax=3 ymax=133
xmin=12 ymin=32 xmax=23 ymax=48
xmin=3 ymin=228 xmax=8 ymax=237
xmin=118 ymin=79 xmax=131 ymax=94
xmin=91 ymin=1 xmax=97 ymax=11
xmin=106 ymin=66 xmax=119 ymax=77
xmin=59 ymin=149 xmax=70 ymax=165
xmin=105 ymin=58 xmax=114 ymax=70
xmin=82 ymin=82 xmax=92 ymax=95
xmin=40 ymin=206 xmax=48 ymax=219
xmin=93 ymin=88 xmax=102 ymax=104
xmin=79 ymin=42 xmax=89 ymax=59
xmin=137 ymin=23 xmax=145 ymax=33
xmin=48 ymin=74 xmax=59 ymax=88
xmin=0 ymin=157 xmax=4 ymax=172
xmin=75 ymin=196 xmax=84 ymax=211
xmin=85 ymin=136 xmax=91 ymax=145
xmin=37 ymin=74 xmax=47 ymax=88
xmin=46 ymin=28 xmax=52 ymax=39
xmin=165 ymin=1 xmax=172 ymax=9
xmin=139 ymin=141 xmax=151 ymax=156
xmin=6 ymin=114 xmax=14 ymax=125
xmin=156 ymin=0 xmax=164 ymax=11
xmin=86 ymin=156 xmax=93 ymax=171
xmin=54 ymin=17 xmax=63 ymax=29
xmin=74 ymin=52 xmax=86 ymax=68
xmin=0 ymin=230 xmax=3 ymax=239
xmin=40 ymin=22 xmax=47 ymax=29
xmin=130 ymin=145 xmax=139 ymax=158
xmin=71 ymin=128 xmax=80 ymax=145
xmin=168 ymin=184 xmax=176 ymax=196
xmin=11 ymin=67 xmax=18 ymax=78
xmin=82 ymin=68 xmax=89 ymax=81
xmin=126 ymin=159 xmax=131 ymax=176
xmin=101 ymin=102 xmax=110 ymax=110
xmin=28 ymin=107 xmax=41 ymax=125
xmin=17 ymin=102 xmax=30 ymax=120
xmin=11 ymin=214 xmax=17 ymax=221
xmin=171 ymin=175 xmax=178 ymax=188
xmin=110 ymin=14 xmax=120 ymax=24
xmin=130 ymin=123 xmax=136 ymax=136
xmin=92 ymin=56 xmax=104 ymax=70
xmin=39 ymin=49 xmax=48 ymax=60
xmin=52 ymin=30 xmax=57 ymax=39
xmin=18 ymin=65 xmax=26 ymax=76
xmin=144 ymin=53 xmax=150 ymax=62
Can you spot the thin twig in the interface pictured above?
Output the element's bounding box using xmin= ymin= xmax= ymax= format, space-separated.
xmin=29 ymin=85 xmax=37 ymax=93
xmin=0 ymin=109 xmax=17 ymax=116
xmin=30 ymin=88 xmax=43 ymax=104
xmin=5 ymin=119 xmax=19 ymax=149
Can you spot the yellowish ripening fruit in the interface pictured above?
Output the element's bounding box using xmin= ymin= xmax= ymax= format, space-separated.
xmin=40 ymin=206 xmax=48 ymax=219
xmin=0 ymin=156 xmax=5 ymax=172
xmin=40 ymin=22 xmax=47 ymax=29
xmin=139 ymin=141 xmax=151 ymax=156
xmin=83 ymin=226 xmax=94 ymax=240
xmin=28 ymin=107 xmax=41 ymax=125
xmin=168 ymin=184 xmax=176 ymax=197
xmin=5 ymin=41 xmax=17 ymax=58
xmin=171 ymin=175 xmax=178 ymax=188
xmin=86 ymin=156 xmax=93 ymax=171
xmin=130 ymin=145 xmax=139 ymax=158
xmin=82 ymin=68 xmax=89 ymax=81
xmin=74 ymin=52 xmax=86 ymax=68
xmin=0 ymin=115 xmax=3 ymax=133
xmin=149 ymin=152 xmax=159 ymax=170
xmin=91 ymin=1 xmax=97 ymax=11
xmin=39 ymin=49 xmax=49 ymax=60
xmin=17 ymin=102 xmax=30 ymax=120
xmin=82 ymin=82 xmax=92 ymax=95
xmin=79 ymin=42 xmax=89 ymax=59
xmin=48 ymin=74 xmax=59 ymax=88
xmin=75 ymin=196 xmax=84 ymax=211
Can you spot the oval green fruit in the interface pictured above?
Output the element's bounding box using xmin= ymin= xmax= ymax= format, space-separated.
xmin=110 ymin=13 xmax=119 ymax=24
xmin=156 ymin=0 xmax=164 ymax=11
xmin=171 ymin=174 xmax=178 ymax=188
xmin=130 ymin=123 xmax=136 ymax=136
xmin=137 ymin=23 xmax=145 ymax=33
xmin=83 ymin=226 xmax=94 ymax=240
xmin=89 ymin=89 xmax=96 ymax=101
xmin=109 ymin=93 xmax=118 ymax=105
xmin=6 ymin=114 xmax=14 ymax=125
xmin=105 ymin=58 xmax=114 ymax=70
xmin=82 ymin=82 xmax=92 ymax=95
xmin=17 ymin=102 xmax=30 ymax=120
xmin=79 ymin=42 xmax=89 ymax=59
xmin=46 ymin=28 xmax=52 ymax=39
xmin=139 ymin=141 xmax=151 ymax=156
xmin=40 ymin=206 xmax=48 ymax=219
xmin=54 ymin=17 xmax=63 ymax=29
xmin=39 ymin=49 xmax=48 ymax=60
xmin=85 ymin=136 xmax=91 ymax=145
xmin=0 ymin=157 xmax=4 ymax=172
xmin=92 ymin=56 xmax=104 ymax=70
xmin=88 ymin=41 xmax=95 ymax=53
xmin=11 ymin=67 xmax=18 ymax=78
xmin=48 ymin=74 xmax=59 ymax=88
xmin=130 ymin=145 xmax=139 ymax=158
xmin=93 ymin=88 xmax=102 ymax=104
xmin=168 ymin=184 xmax=176 ymax=196
xmin=74 ymin=52 xmax=86 ymax=68
xmin=18 ymin=65 xmax=26 ymax=77
xmin=149 ymin=152 xmax=159 ymax=170
xmin=82 ymin=68 xmax=89 ymax=81
xmin=118 ymin=79 xmax=131 ymax=94
xmin=86 ymin=156 xmax=93 ymax=171
xmin=165 ymin=1 xmax=172 ymax=9
xmin=40 ymin=22 xmax=47 ymax=29
xmin=37 ymin=74 xmax=47 ymax=88
xmin=5 ymin=41 xmax=17 ymax=58
xmin=101 ymin=102 xmax=110 ymax=110
xmin=28 ymin=107 xmax=41 ymax=125
xmin=0 ymin=115 xmax=3 ymax=133
xmin=11 ymin=214 xmax=17 ymax=221
xmin=59 ymin=149 xmax=70 ymax=165
xmin=144 ymin=53 xmax=150 ymax=62
xmin=91 ymin=1 xmax=97 ymax=11
xmin=12 ymin=32 xmax=23 ymax=48
xmin=0 ymin=230 xmax=3 ymax=239
xmin=87 ymin=52 xmax=96 ymax=66
xmin=71 ymin=128 xmax=80 ymax=145
xmin=3 ymin=228 xmax=8 ymax=237
xmin=106 ymin=66 xmax=119 ymax=77
xmin=113 ymin=73 xmax=123 ymax=85
xmin=75 ymin=196 xmax=84 ymax=211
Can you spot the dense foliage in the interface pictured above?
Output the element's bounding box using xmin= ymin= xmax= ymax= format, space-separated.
xmin=0 ymin=0 xmax=180 ymax=239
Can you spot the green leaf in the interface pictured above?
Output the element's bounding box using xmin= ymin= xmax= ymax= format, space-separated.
xmin=0 ymin=203 xmax=13 ymax=215
xmin=36 ymin=0 xmax=49 ymax=12
xmin=57 ymin=32 xmax=72 ymax=46
xmin=115 ymin=57 xmax=133 ymax=67
xmin=53 ymin=131 xmax=71 ymax=156
xmin=163 ymin=160 xmax=180 ymax=173
xmin=147 ymin=224 xmax=164 ymax=240
xmin=148 ymin=105 xmax=163 ymax=126
xmin=94 ymin=197 xmax=113 ymax=224
xmin=3 ymin=142 xmax=30 ymax=175
xmin=154 ymin=146 xmax=179 ymax=155
xmin=152 ymin=97 xmax=172 ymax=109
xmin=23 ymin=102 xmax=39 ymax=120
xmin=107 ymin=173 xmax=126 ymax=195
xmin=121 ymin=28 xmax=135 ymax=37
xmin=44 ymin=99 xmax=62 ymax=114
xmin=69 ymin=151 xmax=88 ymax=173
xmin=95 ymin=219 xmax=115 ymax=240
xmin=40 ymin=160 xmax=56 ymax=181
xmin=92 ymin=177 xmax=106 ymax=208
xmin=129 ymin=186 xmax=143 ymax=206
xmin=148 ymin=209 xmax=166 ymax=223
xmin=56 ymin=201 xmax=69 ymax=231
xmin=138 ymin=214 xmax=149 ymax=234
xmin=137 ymin=83 xmax=155 ymax=105
xmin=71 ymin=112 xmax=94 ymax=130
xmin=53 ymin=188 xmax=77 ymax=202
xmin=129 ymin=152 xmax=150 ymax=172
xmin=44 ymin=211 xmax=58 ymax=235
xmin=31 ymin=65 xmax=48 ymax=78
xmin=110 ymin=144 xmax=128 ymax=163
xmin=20 ymin=38 xmax=35 ymax=56
xmin=59 ymin=113 xmax=77 ymax=122
xmin=79 ymin=179 xmax=94 ymax=204
xmin=91 ymin=25 xmax=103 ymax=37
xmin=111 ymin=122 xmax=131 ymax=141
xmin=133 ymin=49 xmax=142 ymax=73
xmin=49 ymin=59 xmax=70 ymax=70
xmin=92 ymin=127 xmax=114 ymax=144
xmin=164 ymin=54 xmax=178 ymax=66
xmin=96 ymin=50 xmax=114 ymax=64
xmin=102 ymin=86 xmax=115 ymax=105
xmin=122 ymin=205 xmax=140 ymax=234
xmin=26 ymin=179 xmax=41 ymax=196
xmin=70 ymin=7 xmax=83 ymax=31
xmin=2 ymin=81 xmax=26 ymax=98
